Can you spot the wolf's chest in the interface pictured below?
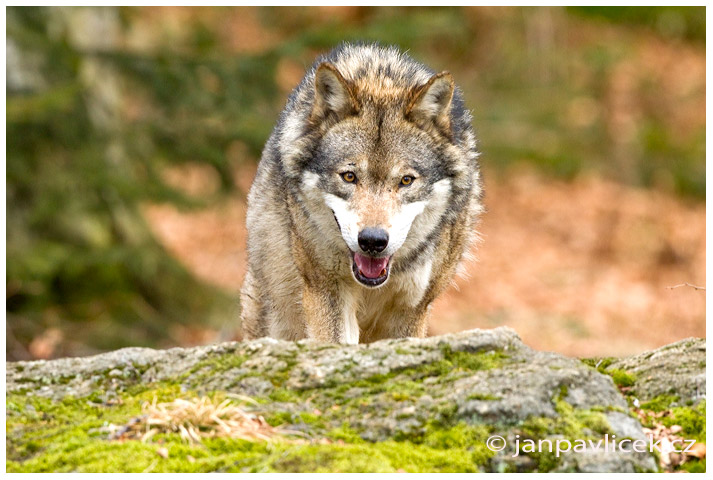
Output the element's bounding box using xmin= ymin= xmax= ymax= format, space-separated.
xmin=354 ymin=259 xmax=433 ymax=323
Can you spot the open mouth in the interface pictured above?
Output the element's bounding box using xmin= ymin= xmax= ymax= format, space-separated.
xmin=351 ymin=251 xmax=391 ymax=287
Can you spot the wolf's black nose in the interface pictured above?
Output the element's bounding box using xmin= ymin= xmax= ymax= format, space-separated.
xmin=358 ymin=228 xmax=389 ymax=253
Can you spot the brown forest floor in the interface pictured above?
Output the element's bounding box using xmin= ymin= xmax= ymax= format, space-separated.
xmin=144 ymin=164 xmax=705 ymax=358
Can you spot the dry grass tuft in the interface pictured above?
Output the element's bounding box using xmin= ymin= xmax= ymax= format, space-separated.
xmin=117 ymin=395 xmax=297 ymax=444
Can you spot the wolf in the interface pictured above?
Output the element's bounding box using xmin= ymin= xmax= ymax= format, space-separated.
xmin=240 ymin=43 xmax=483 ymax=344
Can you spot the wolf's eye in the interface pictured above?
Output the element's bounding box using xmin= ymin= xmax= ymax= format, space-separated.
xmin=400 ymin=175 xmax=415 ymax=186
xmin=341 ymin=171 xmax=357 ymax=183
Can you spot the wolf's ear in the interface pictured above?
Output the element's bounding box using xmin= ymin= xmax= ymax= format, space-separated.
xmin=405 ymin=71 xmax=455 ymax=138
xmin=310 ymin=62 xmax=359 ymax=124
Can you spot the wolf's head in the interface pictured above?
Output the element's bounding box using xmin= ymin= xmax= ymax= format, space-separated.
xmin=284 ymin=46 xmax=479 ymax=288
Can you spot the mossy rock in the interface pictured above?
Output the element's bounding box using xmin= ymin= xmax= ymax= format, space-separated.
xmin=6 ymin=327 xmax=674 ymax=472
xmin=604 ymin=337 xmax=705 ymax=407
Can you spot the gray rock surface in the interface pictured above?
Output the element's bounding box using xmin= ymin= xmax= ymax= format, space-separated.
xmin=606 ymin=337 xmax=706 ymax=405
xmin=8 ymin=327 xmax=702 ymax=472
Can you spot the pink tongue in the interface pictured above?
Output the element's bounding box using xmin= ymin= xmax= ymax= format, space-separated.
xmin=354 ymin=253 xmax=390 ymax=279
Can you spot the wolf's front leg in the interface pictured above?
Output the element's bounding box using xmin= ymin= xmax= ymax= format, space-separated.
xmin=362 ymin=305 xmax=430 ymax=342
xmin=302 ymin=285 xmax=359 ymax=344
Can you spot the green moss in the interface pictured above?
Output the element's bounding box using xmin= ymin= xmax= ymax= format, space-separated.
xmin=266 ymin=357 xmax=298 ymax=386
xmin=580 ymin=357 xmax=615 ymax=373
xmin=275 ymin=421 xmax=495 ymax=473
xmin=422 ymin=422 xmax=491 ymax=450
xmin=589 ymin=405 xmax=626 ymax=414
xmin=527 ymin=448 xmax=560 ymax=473
xmin=374 ymin=375 xmax=428 ymax=398
xmin=326 ymin=424 xmax=365 ymax=444
xmin=608 ymin=369 xmax=637 ymax=388
xmin=7 ymin=384 xmax=498 ymax=473
xmin=679 ymin=459 xmax=706 ymax=473
xmin=273 ymin=348 xmax=511 ymax=440
xmin=519 ymin=416 xmax=552 ymax=437
xmin=271 ymin=440 xmax=489 ymax=473
xmin=6 ymin=383 xmax=184 ymax=471
xmin=268 ymin=388 xmax=301 ymax=403
xmin=558 ymin=400 xmax=612 ymax=436
xmin=335 ymin=348 xmax=507 ymax=394
xmin=323 ymin=347 xmax=507 ymax=394
xmin=662 ymin=401 xmax=706 ymax=443
xmin=390 ymin=391 xmax=411 ymax=402
xmin=639 ymin=394 xmax=680 ymax=412
xmin=515 ymin=398 xmax=613 ymax=472
xmin=297 ymin=412 xmax=324 ymax=426
xmin=185 ymin=348 xmax=300 ymax=390
xmin=466 ymin=393 xmax=500 ymax=401
xmin=558 ymin=384 xmax=569 ymax=399
xmin=188 ymin=353 xmax=248 ymax=378
xmin=519 ymin=403 xmax=610 ymax=440
xmin=263 ymin=410 xmax=296 ymax=427
xmin=7 ymin=360 xmax=504 ymax=474
xmin=56 ymin=374 xmax=78 ymax=385
xmin=271 ymin=444 xmax=395 ymax=473
xmin=438 ymin=345 xmax=510 ymax=373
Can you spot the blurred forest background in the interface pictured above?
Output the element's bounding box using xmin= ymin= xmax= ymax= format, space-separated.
xmin=6 ymin=6 xmax=705 ymax=360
